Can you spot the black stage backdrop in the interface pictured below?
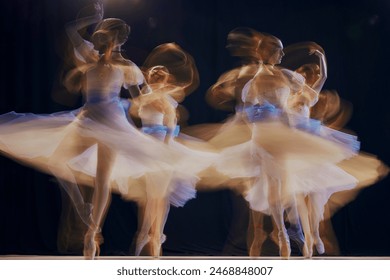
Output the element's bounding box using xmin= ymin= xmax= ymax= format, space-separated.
xmin=0 ymin=0 xmax=389 ymax=256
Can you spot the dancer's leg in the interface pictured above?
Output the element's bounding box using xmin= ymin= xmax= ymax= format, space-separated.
xmin=308 ymin=193 xmax=327 ymax=255
xmin=319 ymin=203 xmax=340 ymax=255
xmin=248 ymin=209 xmax=267 ymax=256
xmin=269 ymin=216 xmax=280 ymax=246
xmin=285 ymin=199 xmax=306 ymax=254
xmin=83 ymin=143 xmax=116 ymax=259
xmin=149 ymin=198 xmax=169 ymax=257
xmin=48 ymin=134 xmax=94 ymax=226
xmin=134 ymin=198 xmax=154 ymax=256
xmin=145 ymin=169 xmax=172 ymax=257
xmin=295 ymin=194 xmax=313 ymax=258
xmin=159 ymin=198 xmax=170 ymax=245
xmin=135 ymin=172 xmax=163 ymax=257
xmin=55 ymin=178 xmax=93 ymax=225
xmin=134 ymin=129 xmax=167 ymax=256
xmin=268 ymin=176 xmax=290 ymax=259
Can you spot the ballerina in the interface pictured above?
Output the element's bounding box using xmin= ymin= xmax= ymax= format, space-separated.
xmin=131 ymin=64 xmax=185 ymax=256
xmin=282 ymin=43 xmax=337 ymax=257
xmin=241 ymin=38 xmax=389 ymax=258
xmin=67 ymin=42 xmax=216 ymax=257
xmin=239 ymin=34 xmax=365 ymax=258
xmin=132 ymin=65 xmax=177 ymax=256
xmin=189 ymin=28 xmax=365 ymax=259
xmin=60 ymin=4 xmax=212 ymax=259
xmin=282 ymin=41 xmax=389 ymax=257
xmin=128 ymin=43 xmax=219 ymax=257
xmin=0 ymin=2 xmax=188 ymax=259
xmin=183 ymin=29 xmax=302 ymax=257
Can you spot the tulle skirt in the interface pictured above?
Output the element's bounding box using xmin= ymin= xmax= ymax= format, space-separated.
xmin=182 ymin=105 xmax=387 ymax=214
xmin=0 ymin=97 xmax=216 ymax=206
xmin=70 ymin=123 xmax=217 ymax=207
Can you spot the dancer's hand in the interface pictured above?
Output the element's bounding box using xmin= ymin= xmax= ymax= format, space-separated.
xmin=309 ymin=48 xmax=323 ymax=58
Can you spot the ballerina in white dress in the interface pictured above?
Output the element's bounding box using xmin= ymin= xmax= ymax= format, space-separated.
xmin=128 ymin=43 xmax=218 ymax=257
xmin=282 ymin=43 xmax=350 ymax=257
xmin=0 ymin=2 xmax=191 ymax=259
xmin=67 ymin=42 xmax=217 ymax=257
xmin=282 ymin=40 xmax=388 ymax=257
xmin=189 ymin=29 xmax=362 ymax=258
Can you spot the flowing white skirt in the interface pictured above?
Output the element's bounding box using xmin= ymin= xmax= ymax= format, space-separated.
xmin=183 ymin=108 xmax=387 ymax=214
xmin=0 ymin=98 xmax=216 ymax=206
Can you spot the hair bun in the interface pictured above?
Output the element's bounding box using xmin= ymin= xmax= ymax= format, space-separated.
xmin=91 ymin=18 xmax=131 ymax=53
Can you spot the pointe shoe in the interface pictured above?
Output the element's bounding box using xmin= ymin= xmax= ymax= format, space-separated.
xmin=150 ymin=237 xmax=162 ymax=258
xmin=314 ymin=237 xmax=325 ymax=255
xmin=83 ymin=230 xmax=103 ymax=260
xmin=147 ymin=234 xmax=167 ymax=258
xmin=135 ymin=235 xmax=151 ymax=256
xmin=278 ymin=230 xmax=291 ymax=259
xmin=302 ymin=235 xmax=313 ymax=259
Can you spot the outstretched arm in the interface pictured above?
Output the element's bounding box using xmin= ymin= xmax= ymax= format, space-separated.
xmin=65 ymin=1 xmax=104 ymax=48
xmin=310 ymin=49 xmax=327 ymax=93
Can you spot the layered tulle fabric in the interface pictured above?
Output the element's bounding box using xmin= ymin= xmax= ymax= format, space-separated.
xmin=193 ymin=102 xmax=388 ymax=220
xmin=0 ymin=95 xmax=216 ymax=207
xmin=183 ymin=103 xmax=367 ymax=213
xmin=69 ymin=125 xmax=216 ymax=207
xmin=245 ymin=162 xmax=358 ymax=214
xmin=211 ymin=110 xmax=357 ymax=169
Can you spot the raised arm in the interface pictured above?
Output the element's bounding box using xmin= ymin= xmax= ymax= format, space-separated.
xmin=310 ymin=49 xmax=327 ymax=93
xmin=65 ymin=1 xmax=104 ymax=48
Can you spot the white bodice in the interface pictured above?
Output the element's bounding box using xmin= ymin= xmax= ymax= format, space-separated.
xmin=85 ymin=65 xmax=124 ymax=101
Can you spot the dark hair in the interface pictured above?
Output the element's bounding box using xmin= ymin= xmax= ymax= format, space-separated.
xmin=226 ymin=27 xmax=264 ymax=61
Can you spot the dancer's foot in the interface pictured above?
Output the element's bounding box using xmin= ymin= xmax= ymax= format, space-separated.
xmin=135 ymin=234 xmax=151 ymax=256
xmin=278 ymin=230 xmax=291 ymax=259
xmin=83 ymin=229 xmax=103 ymax=260
xmin=150 ymin=237 xmax=162 ymax=258
xmin=302 ymin=235 xmax=313 ymax=259
xmin=314 ymin=236 xmax=325 ymax=255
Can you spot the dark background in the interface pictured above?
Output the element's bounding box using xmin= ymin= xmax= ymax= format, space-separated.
xmin=0 ymin=0 xmax=389 ymax=256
